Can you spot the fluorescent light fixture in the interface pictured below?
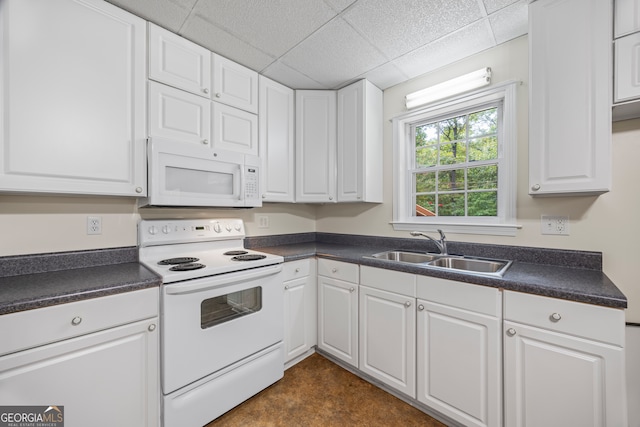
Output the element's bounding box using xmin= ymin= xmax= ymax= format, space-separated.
xmin=405 ymin=67 xmax=492 ymax=109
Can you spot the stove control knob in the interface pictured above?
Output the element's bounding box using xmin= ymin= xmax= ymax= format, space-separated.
xmin=148 ymin=226 xmax=158 ymax=235
xmin=162 ymin=225 xmax=172 ymax=234
xmin=213 ymin=222 xmax=221 ymax=233
xmin=234 ymin=223 xmax=241 ymax=231
xmin=225 ymin=223 xmax=232 ymax=232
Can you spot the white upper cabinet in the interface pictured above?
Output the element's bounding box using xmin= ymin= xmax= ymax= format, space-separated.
xmin=613 ymin=0 xmax=640 ymax=119
xmin=212 ymin=54 xmax=258 ymax=114
xmin=337 ymin=80 xmax=383 ymax=203
xmin=211 ymin=102 xmax=258 ymax=155
xmin=528 ymin=0 xmax=612 ymax=196
xmin=295 ymin=90 xmax=337 ymax=203
xmin=148 ymin=81 xmax=211 ymax=146
xmin=615 ymin=0 xmax=640 ymax=37
xmin=148 ymin=23 xmax=211 ymax=98
xmin=0 ymin=0 xmax=147 ymax=197
xmin=259 ymin=76 xmax=295 ymax=202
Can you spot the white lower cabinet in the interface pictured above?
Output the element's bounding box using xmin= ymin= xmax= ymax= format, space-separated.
xmin=503 ymin=291 xmax=627 ymax=427
xmin=359 ymin=267 xmax=416 ymax=397
xmin=317 ymin=259 xmax=359 ymax=368
xmin=416 ymin=276 xmax=502 ymax=427
xmin=0 ymin=289 xmax=159 ymax=427
xmin=283 ymin=259 xmax=317 ymax=366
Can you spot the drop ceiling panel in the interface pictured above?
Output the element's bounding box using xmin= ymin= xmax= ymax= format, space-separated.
xmin=262 ymin=61 xmax=328 ymax=90
xmin=483 ymin=0 xmax=521 ymax=14
xmin=323 ymin=0 xmax=358 ymax=13
xmin=489 ymin=0 xmax=528 ymax=45
xmin=105 ymin=0 xmax=197 ymax=32
xmin=360 ymin=62 xmax=409 ymax=91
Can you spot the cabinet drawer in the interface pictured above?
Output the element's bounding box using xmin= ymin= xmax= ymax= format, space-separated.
xmin=360 ymin=266 xmax=416 ymax=297
xmin=0 ymin=288 xmax=159 ymax=356
xmin=504 ymin=291 xmax=624 ymax=346
xmin=317 ymin=259 xmax=359 ymax=283
xmin=416 ymin=276 xmax=501 ymax=317
xmin=282 ymin=259 xmax=314 ymax=281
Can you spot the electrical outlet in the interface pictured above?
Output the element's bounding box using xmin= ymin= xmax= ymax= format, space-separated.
xmin=257 ymin=215 xmax=269 ymax=229
xmin=87 ymin=216 xmax=102 ymax=235
xmin=541 ymin=215 xmax=569 ymax=235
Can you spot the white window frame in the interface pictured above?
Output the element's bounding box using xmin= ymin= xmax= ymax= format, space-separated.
xmin=392 ymin=81 xmax=520 ymax=236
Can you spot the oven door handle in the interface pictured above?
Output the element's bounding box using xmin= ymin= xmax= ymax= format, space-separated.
xmin=164 ymin=264 xmax=283 ymax=295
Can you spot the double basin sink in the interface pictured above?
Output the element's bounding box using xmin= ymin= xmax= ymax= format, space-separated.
xmin=366 ymin=250 xmax=512 ymax=277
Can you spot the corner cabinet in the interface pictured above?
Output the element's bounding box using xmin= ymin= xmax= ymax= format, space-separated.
xmin=283 ymin=259 xmax=317 ymax=367
xmin=503 ymin=291 xmax=627 ymax=427
xmin=337 ymin=80 xmax=383 ymax=203
xmin=259 ymin=76 xmax=295 ymax=203
xmin=0 ymin=0 xmax=147 ymax=197
xmin=528 ymin=0 xmax=612 ymax=196
xmin=295 ymin=91 xmax=337 ymax=203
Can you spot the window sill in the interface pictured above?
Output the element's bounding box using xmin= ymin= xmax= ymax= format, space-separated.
xmin=390 ymin=221 xmax=522 ymax=236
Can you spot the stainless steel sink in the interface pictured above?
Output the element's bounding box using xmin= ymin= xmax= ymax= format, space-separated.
xmin=368 ymin=251 xmax=442 ymax=264
xmin=427 ymin=256 xmax=512 ymax=276
xmin=366 ymin=250 xmax=511 ymax=277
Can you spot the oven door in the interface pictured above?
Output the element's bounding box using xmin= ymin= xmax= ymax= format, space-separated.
xmin=161 ymin=264 xmax=283 ymax=394
xmin=146 ymin=137 xmax=246 ymax=207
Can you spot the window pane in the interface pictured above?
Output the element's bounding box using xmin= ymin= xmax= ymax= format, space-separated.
xmin=416 ymin=123 xmax=438 ymax=148
xmin=440 ymin=116 xmax=466 ymax=142
xmin=416 ymin=194 xmax=436 ymax=216
xmin=468 ymin=191 xmax=497 ymax=216
xmin=469 ymin=136 xmax=498 ymax=161
xmin=438 ymin=169 xmax=464 ymax=191
xmin=415 ymin=171 xmax=436 ymax=192
xmin=468 ymin=108 xmax=497 ymax=137
xmin=468 ymin=165 xmax=498 ymax=190
xmin=416 ymin=147 xmax=438 ymax=168
xmin=438 ymin=193 xmax=465 ymax=216
xmin=439 ymin=142 xmax=466 ymax=165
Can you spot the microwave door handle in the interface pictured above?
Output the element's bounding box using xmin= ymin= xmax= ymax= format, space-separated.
xmin=237 ymin=164 xmax=243 ymax=200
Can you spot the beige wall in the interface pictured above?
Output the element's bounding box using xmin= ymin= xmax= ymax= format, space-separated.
xmin=2 ymin=35 xmax=639 ymax=321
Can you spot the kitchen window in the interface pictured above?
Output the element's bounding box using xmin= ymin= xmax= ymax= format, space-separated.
xmin=392 ymin=82 xmax=519 ymax=235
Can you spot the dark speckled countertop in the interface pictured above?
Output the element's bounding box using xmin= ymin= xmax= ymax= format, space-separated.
xmin=247 ymin=233 xmax=627 ymax=309
xmin=0 ymin=247 xmax=161 ymax=315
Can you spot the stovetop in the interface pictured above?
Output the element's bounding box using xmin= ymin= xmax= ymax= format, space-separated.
xmin=138 ymin=219 xmax=283 ymax=283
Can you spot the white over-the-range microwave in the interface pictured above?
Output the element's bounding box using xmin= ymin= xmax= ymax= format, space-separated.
xmin=139 ymin=137 xmax=261 ymax=208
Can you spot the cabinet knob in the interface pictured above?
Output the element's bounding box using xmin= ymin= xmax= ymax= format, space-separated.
xmin=135 ymin=187 xmax=143 ymax=193
xmin=506 ymin=328 xmax=517 ymax=337
xmin=332 ymin=268 xmax=338 ymax=273
xmin=349 ymin=287 xmax=355 ymax=293
xmin=404 ymin=301 xmax=411 ymax=307
xmin=295 ymin=268 xmax=300 ymax=273
xmin=71 ymin=316 xmax=82 ymax=326
xmin=550 ymin=312 xmax=562 ymax=322
xmin=284 ymin=285 xmax=289 ymax=290
xmin=203 ymin=88 xmax=209 ymax=94
xmin=418 ymin=304 xmax=425 ymax=311
xmin=202 ymin=139 xmax=209 ymax=145
xmin=148 ymin=323 xmax=156 ymax=332
xmin=329 ymin=196 xmax=333 ymax=201
xmin=215 ymin=93 xmax=222 ymax=98
xmin=531 ymin=184 xmax=541 ymax=191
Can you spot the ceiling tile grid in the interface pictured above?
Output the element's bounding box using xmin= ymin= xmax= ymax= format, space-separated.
xmin=105 ymin=0 xmax=529 ymax=90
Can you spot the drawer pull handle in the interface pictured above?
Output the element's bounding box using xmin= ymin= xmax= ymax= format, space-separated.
xmin=550 ymin=313 xmax=562 ymax=322
xmin=71 ymin=316 xmax=82 ymax=326
xmin=506 ymin=328 xmax=517 ymax=337
xmin=349 ymin=287 xmax=355 ymax=293
xmin=418 ymin=304 xmax=425 ymax=311
xmin=148 ymin=324 xmax=156 ymax=332
xmin=404 ymin=301 xmax=411 ymax=308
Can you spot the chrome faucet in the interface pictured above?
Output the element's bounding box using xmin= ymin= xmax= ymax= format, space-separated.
xmin=410 ymin=230 xmax=448 ymax=255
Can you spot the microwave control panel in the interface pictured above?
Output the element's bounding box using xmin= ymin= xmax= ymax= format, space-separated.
xmin=244 ymin=166 xmax=259 ymax=200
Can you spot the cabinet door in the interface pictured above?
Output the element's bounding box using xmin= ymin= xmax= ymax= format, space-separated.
xmin=615 ymin=32 xmax=640 ymax=103
xmin=615 ymin=0 xmax=640 ymax=37
xmin=259 ymin=76 xmax=295 ymax=202
xmin=504 ymin=320 xmax=627 ymax=427
xmin=148 ymin=81 xmax=211 ymax=146
xmin=317 ymin=275 xmax=358 ymax=367
xmin=417 ymin=300 xmax=501 ymax=427
xmin=148 ymin=22 xmax=211 ymax=97
xmin=283 ymin=275 xmax=317 ymax=364
xmin=0 ymin=319 xmax=159 ymax=427
xmin=295 ymin=90 xmax=337 ymax=203
xmin=212 ymin=102 xmax=258 ymax=155
xmin=337 ymin=80 xmax=383 ymax=203
xmin=0 ymin=0 xmax=146 ymax=196
xmin=359 ymin=286 xmax=415 ymax=397
xmin=528 ymin=0 xmax=611 ymax=196
xmin=212 ymin=54 xmax=258 ymax=114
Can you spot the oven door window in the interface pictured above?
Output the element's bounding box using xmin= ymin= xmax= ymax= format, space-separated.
xmin=201 ymin=286 xmax=262 ymax=329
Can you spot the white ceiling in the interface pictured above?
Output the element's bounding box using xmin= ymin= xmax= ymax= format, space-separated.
xmin=105 ymin=0 xmax=528 ymax=90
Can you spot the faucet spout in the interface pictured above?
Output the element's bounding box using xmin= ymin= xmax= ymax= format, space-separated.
xmin=410 ymin=230 xmax=448 ymax=255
